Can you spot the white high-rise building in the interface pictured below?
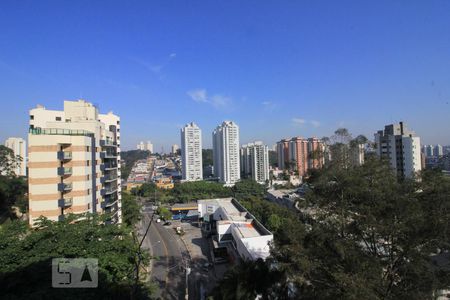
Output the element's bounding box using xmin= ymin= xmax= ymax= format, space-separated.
xmin=137 ymin=141 xmax=153 ymax=153
xmin=181 ymin=122 xmax=203 ymax=181
xmin=28 ymin=100 xmax=122 ymax=226
xmin=213 ymin=121 xmax=240 ymax=186
xmin=172 ymin=144 xmax=179 ymax=155
xmin=374 ymin=122 xmax=421 ymax=178
xmin=423 ymin=144 xmax=434 ymax=157
xmin=434 ymin=144 xmax=444 ymax=157
xmin=4 ymin=137 xmax=27 ymax=176
xmin=145 ymin=141 xmax=153 ymax=153
xmin=240 ymin=141 xmax=269 ymax=184
xmin=350 ymin=143 xmax=365 ymax=167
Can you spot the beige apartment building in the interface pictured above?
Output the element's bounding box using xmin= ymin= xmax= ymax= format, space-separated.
xmin=28 ymin=100 xmax=122 ymax=226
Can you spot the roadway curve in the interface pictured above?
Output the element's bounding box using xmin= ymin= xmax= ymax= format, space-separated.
xmin=141 ymin=210 xmax=186 ymax=299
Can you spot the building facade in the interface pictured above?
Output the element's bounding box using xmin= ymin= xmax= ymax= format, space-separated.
xmin=198 ymin=198 xmax=273 ymax=261
xmin=240 ymin=141 xmax=269 ymax=184
xmin=435 ymin=144 xmax=444 ymax=157
xmin=4 ymin=137 xmax=27 ymax=176
xmin=181 ymin=122 xmax=203 ymax=181
xmin=276 ymin=137 xmax=324 ymax=176
xmin=349 ymin=143 xmax=365 ymax=167
xmin=172 ymin=144 xmax=179 ymax=155
xmin=28 ymin=100 xmax=122 ymax=226
xmin=137 ymin=141 xmax=153 ymax=153
xmin=374 ymin=122 xmax=421 ymax=178
xmin=213 ymin=121 xmax=240 ymax=186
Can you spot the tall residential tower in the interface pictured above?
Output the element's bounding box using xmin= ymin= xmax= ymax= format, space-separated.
xmin=181 ymin=122 xmax=203 ymax=181
xmin=374 ymin=122 xmax=421 ymax=178
xmin=276 ymin=137 xmax=324 ymax=176
xmin=213 ymin=121 xmax=240 ymax=186
xmin=240 ymin=141 xmax=269 ymax=184
xmin=28 ymin=100 xmax=122 ymax=225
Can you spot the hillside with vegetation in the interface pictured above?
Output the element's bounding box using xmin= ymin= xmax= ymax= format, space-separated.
xmin=120 ymin=150 xmax=150 ymax=179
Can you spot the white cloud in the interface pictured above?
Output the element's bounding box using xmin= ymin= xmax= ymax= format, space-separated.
xmin=292 ymin=118 xmax=306 ymax=125
xmin=262 ymin=100 xmax=277 ymax=111
xmin=211 ymin=95 xmax=231 ymax=108
xmin=187 ymin=89 xmax=208 ymax=103
xmin=311 ymin=120 xmax=321 ymax=127
xmin=130 ymin=52 xmax=177 ymax=76
xmin=187 ymin=88 xmax=232 ymax=110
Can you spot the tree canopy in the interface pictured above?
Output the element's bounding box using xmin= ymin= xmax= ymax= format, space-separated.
xmin=214 ymin=157 xmax=450 ymax=299
xmin=0 ymin=214 xmax=153 ymax=299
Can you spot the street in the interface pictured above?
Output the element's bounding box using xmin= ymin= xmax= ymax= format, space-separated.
xmin=138 ymin=205 xmax=187 ymax=300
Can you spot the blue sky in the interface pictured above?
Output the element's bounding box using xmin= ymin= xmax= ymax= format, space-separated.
xmin=1 ymin=0 xmax=450 ymax=151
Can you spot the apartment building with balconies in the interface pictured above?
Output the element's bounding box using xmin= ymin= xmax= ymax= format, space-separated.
xmin=28 ymin=100 xmax=122 ymax=226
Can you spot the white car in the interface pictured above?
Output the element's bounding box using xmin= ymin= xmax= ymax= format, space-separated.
xmin=156 ymin=218 xmax=161 ymax=223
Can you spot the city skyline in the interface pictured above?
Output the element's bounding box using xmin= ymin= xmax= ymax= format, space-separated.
xmin=1 ymin=1 xmax=450 ymax=150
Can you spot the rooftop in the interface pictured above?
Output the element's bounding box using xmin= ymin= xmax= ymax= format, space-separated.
xmin=198 ymin=198 xmax=272 ymax=237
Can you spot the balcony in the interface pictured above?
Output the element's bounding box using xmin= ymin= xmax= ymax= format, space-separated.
xmin=101 ymin=198 xmax=118 ymax=209
xmin=58 ymin=167 xmax=73 ymax=176
xmin=101 ymin=163 xmax=118 ymax=171
xmin=29 ymin=127 xmax=94 ymax=137
xmin=57 ymin=151 xmax=72 ymax=161
xmin=58 ymin=182 xmax=73 ymax=192
xmin=101 ymin=173 xmax=117 ymax=183
xmin=102 ymin=186 xmax=118 ymax=196
xmin=100 ymin=151 xmax=117 ymax=159
xmin=58 ymin=197 xmax=73 ymax=207
xmin=100 ymin=139 xmax=116 ymax=147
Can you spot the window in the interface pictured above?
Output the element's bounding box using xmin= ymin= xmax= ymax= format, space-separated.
xmin=87 ymin=189 xmax=91 ymax=195
xmin=117 ymin=121 xmax=120 ymax=125
xmin=87 ymin=174 xmax=90 ymax=180
xmin=30 ymin=115 xmax=34 ymax=120
xmin=56 ymin=116 xmax=61 ymax=121
xmin=87 ymin=160 xmax=90 ymax=166
xmin=86 ymin=146 xmax=90 ymax=152
xmin=88 ymin=203 xmax=90 ymax=209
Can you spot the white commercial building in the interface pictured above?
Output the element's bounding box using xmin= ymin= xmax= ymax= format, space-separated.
xmin=240 ymin=141 xmax=269 ymax=184
xmin=4 ymin=137 xmax=27 ymax=176
xmin=137 ymin=140 xmax=153 ymax=153
xmin=423 ymin=144 xmax=434 ymax=157
xmin=172 ymin=144 xmax=179 ymax=155
xmin=181 ymin=122 xmax=203 ymax=181
xmin=435 ymin=144 xmax=444 ymax=157
xmin=374 ymin=122 xmax=421 ymax=178
xmin=198 ymin=198 xmax=273 ymax=260
xmin=213 ymin=121 xmax=240 ymax=186
xmin=350 ymin=143 xmax=365 ymax=167
xmin=28 ymin=100 xmax=122 ymax=226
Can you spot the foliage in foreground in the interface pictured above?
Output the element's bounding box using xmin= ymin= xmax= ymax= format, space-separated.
xmin=0 ymin=214 xmax=152 ymax=299
xmin=214 ymin=158 xmax=450 ymax=299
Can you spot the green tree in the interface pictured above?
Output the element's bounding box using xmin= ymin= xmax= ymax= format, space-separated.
xmin=0 ymin=214 xmax=152 ymax=299
xmin=122 ymin=192 xmax=142 ymax=227
xmin=202 ymin=149 xmax=213 ymax=166
xmin=0 ymin=145 xmax=21 ymax=177
xmin=157 ymin=207 xmax=172 ymax=221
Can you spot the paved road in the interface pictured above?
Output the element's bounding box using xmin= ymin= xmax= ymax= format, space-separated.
xmin=139 ymin=208 xmax=186 ymax=299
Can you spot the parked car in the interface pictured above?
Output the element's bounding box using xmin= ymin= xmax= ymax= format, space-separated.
xmin=156 ymin=218 xmax=161 ymax=223
xmin=164 ymin=221 xmax=172 ymax=226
